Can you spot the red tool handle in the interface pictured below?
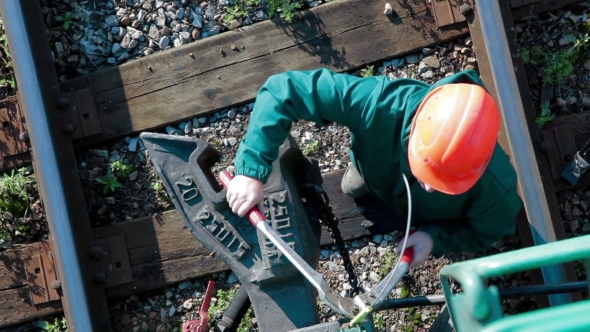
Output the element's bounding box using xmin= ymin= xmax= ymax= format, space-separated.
xmin=218 ymin=170 xmax=266 ymax=227
xmin=200 ymin=280 xmax=216 ymax=316
xmin=400 ymin=230 xmax=416 ymax=265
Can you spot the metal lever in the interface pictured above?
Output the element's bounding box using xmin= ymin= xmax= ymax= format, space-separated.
xmin=183 ymin=280 xmax=217 ymax=332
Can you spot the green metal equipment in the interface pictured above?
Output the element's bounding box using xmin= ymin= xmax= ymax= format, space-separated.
xmin=440 ymin=234 xmax=590 ymax=332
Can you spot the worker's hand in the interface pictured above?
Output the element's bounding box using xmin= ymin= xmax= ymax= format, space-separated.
xmin=395 ymin=231 xmax=433 ymax=267
xmin=226 ymin=174 xmax=264 ymax=217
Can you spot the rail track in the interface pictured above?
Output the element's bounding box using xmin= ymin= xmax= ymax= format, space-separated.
xmin=0 ymin=0 xmax=589 ymax=331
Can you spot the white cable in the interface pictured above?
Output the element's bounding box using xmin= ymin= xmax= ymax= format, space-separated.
xmin=372 ymin=173 xmax=413 ymax=300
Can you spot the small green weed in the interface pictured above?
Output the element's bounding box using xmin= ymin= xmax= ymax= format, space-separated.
xmin=44 ymin=317 xmax=68 ymax=332
xmin=521 ymin=30 xmax=590 ymax=127
xmin=535 ymin=104 xmax=556 ymax=128
xmin=151 ymin=181 xmax=164 ymax=192
xmin=522 ymin=32 xmax=590 ymax=85
xmin=302 ymin=141 xmax=320 ymax=156
xmin=150 ymin=180 xmax=170 ymax=208
xmin=0 ymin=168 xmax=35 ymax=240
xmin=0 ymin=16 xmax=15 ymax=90
xmin=209 ymin=288 xmax=255 ymax=332
xmin=0 ymin=168 xmax=34 ymax=215
xmin=400 ymin=284 xmax=411 ymax=298
xmin=374 ymin=313 xmax=386 ymax=331
xmin=110 ymin=160 xmax=135 ymax=178
xmin=223 ymin=0 xmax=302 ymax=25
xmin=360 ymin=65 xmax=374 ymax=78
xmin=54 ymin=12 xmax=74 ymax=30
xmin=378 ymin=251 xmax=396 ymax=277
xmin=95 ymin=170 xmax=123 ymax=195
xmin=412 ymin=312 xmax=422 ymax=325
xmin=399 ymin=324 xmax=414 ymax=332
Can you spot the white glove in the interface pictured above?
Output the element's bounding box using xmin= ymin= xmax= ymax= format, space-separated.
xmin=226 ymin=174 xmax=264 ymax=217
xmin=395 ymin=231 xmax=434 ymax=267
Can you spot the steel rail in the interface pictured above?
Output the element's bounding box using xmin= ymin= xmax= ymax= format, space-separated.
xmin=475 ymin=0 xmax=571 ymax=307
xmin=0 ymin=1 xmax=113 ymax=330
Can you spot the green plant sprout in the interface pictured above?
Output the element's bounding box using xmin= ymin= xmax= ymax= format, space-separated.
xmin=374 ymin=313 xmax=386 ymax=330
xmin=302 ymin=141 xmax=320 ymax=156
xmin=223 ymin=0 xmax=302 ymax=25
xmin=360 ymin=65 xmax=374 ymax=78
xmin=535 ymin=104 xmax=556 ymax=129
xmin=44 ymin=316 xmax=68 ymax=332
xmin=0 ymin=168 xmax=35 ymax=240
xmin=95 ymin=170 xmax=123 ymax=194
xmin=209 ymin=288 xmax=255 ymax=332
xmin=0 ymin=16 xmax=16 ymax=89
xmin=55 ymin=12 xmax=74 ymax=30
xmin=109 ymin=160 xmax=135 ymax=178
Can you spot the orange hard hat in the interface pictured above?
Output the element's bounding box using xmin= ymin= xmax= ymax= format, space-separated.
xmin=408 ymin=83 xmax=501 ymax=195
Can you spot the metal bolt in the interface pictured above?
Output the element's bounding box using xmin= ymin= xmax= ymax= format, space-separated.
xmin=51 ymin=280 xmax=61 ymax=290
xmin=56 ymin=97 xmax=70 ymax=109
xmin=19 ymin=132 xmax=29 ymax=142
xmin=460 ymin=4 xmax=472 ymax=15
xmin=93 ymin=272 xmax=107 ymax=284
xmin=90 ymin=246 xmax=103 ymax=258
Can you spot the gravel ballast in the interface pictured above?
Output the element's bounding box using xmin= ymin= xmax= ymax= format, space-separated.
xmin=40 ymin=0 xmax=327 ymax=81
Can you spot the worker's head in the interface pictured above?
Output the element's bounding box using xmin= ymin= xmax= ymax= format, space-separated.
xmin=408 ymin=83 xmax=501 ymax=195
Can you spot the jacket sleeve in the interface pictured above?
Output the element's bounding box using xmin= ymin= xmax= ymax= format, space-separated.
xmin=420 ymin=189 xmax=522 ymax=257
xmin=234 ymin=68 xmax=384 ymax=183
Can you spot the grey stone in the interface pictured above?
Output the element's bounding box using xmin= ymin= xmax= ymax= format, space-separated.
xmin=422 ymin=55 xmax=440 ymax=68
xmin=105 ymin=15 xmax=119 ymax=27
xmin=159 ymin=36 xmax=170 ymax=49
xmin=149 ymin=25 xmax=160 ymax=39
xmin=405 ymin=54 xmax=420 ymax=64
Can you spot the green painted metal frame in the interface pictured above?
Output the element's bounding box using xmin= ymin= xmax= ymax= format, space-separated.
xmin=440 ymin=234 xmax=590 ymax=332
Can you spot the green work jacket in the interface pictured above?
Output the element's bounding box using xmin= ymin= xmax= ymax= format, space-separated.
xmin=234 ymin=68 xmax=522 ymax=257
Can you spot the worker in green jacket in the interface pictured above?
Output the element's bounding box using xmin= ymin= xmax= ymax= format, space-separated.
xmin=226 ymin=68 xmax=523 ymax=267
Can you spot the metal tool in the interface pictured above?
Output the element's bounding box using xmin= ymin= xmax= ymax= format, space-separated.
xmin=219 ymin=171 xmax=416 ymax=326
xmin=562 ymin=138 xmax=590 ymax=185
xmin=351 ymin=240 xmax=413 ymax=325
xmin=218 ymin=170 xmax=358 ymax=318
xmin=183 ymin=280 xmax=216 ymax=332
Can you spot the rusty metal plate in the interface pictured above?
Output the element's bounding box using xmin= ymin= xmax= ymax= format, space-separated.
xmin=0 ymin=96 xmax=28 ymax=157
xmin=541 ymin=124 xmax=577 ymax=180
xmin=74 ymin=88 xmax=102 ymax=137
xmin=431 ymin=0 xmax=455 ymax=27
xmin=24 ymin=251 xmax=61 ymax=304
xmin=95 ymin=235 xmax=133 ymax=288
xmin=431 ymin=0 xmax=475 ymax=28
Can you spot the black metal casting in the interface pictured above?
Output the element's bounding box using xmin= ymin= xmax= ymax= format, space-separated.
xmin=140 ymin=133 xmax=325 ymax=331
